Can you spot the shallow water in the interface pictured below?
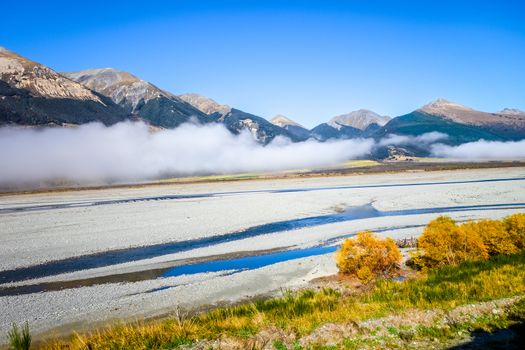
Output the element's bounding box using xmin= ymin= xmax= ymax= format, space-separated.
xmin=1 ymin=202 xmax=524 ymax=286
xmin=0 ymin=223 xmax=426 ymax=296
xmin=1 ymin=200 xmax=525 ymax=296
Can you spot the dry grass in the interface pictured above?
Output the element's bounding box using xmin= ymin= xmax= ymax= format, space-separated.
xmin=340 ymin=160 xmax=380 ymax=168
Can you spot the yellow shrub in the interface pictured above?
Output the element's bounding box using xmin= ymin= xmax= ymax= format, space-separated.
xmin=461 ymin=219 xmax=518 ymax=256
xmin=336 ymin=231 xmax=402 ymax=282
xmin=417 ymin=216 xmax=488 ymax=268
xmin=504 ymin=213 xmax=525 ymax=249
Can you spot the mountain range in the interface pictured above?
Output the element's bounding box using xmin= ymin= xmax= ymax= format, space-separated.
xmin=2 ymin=47 xmax=525 ymax=156
xmin=63 ymin=68 xmax=210 ymax=128
xmin=375 ymin=99 xmax=525 ymax=145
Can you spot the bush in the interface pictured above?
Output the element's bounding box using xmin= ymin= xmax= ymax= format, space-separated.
xmin=504 ymin=213 xmax=525 ymax=249
xmin=461 ymin=219 xmax=518 ymax=256
xmin=416 ymin=216 xmax=488 ymax=268
xmin=8 ymin=322 xmax=31 ymax=350
xmin=336 ymin=231 xmax=402 ymax=282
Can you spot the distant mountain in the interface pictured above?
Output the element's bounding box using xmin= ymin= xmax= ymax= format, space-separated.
xmin=328 ymin=109 xmax=390 ymax=130
xmin=215 ymin=109 xmax=294 ymax=144
xmin=270 ymin=115 xmax=311 ymax=140
xmin=374 ymin=99 xmax=525 ymax=144
xmin=179 ymin=93 xmax=294 ymax=143
xmin=310 ymin=123 xmax=362 ymax=141
xmin=309 ymin=109 xmax=387 ymax=141
xmin=0 ymin=47 xmax=128 ymax=126
xmin=419 ymin=99 xmax=525 ymax=140
xmin=64 ymin=69 xmax=209 ymax=128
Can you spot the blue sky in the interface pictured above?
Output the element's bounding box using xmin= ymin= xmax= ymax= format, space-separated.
xmin=3 ymin=0 xmax=525 ymax=128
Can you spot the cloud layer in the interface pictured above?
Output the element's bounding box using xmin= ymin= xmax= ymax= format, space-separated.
xmin=378 ymin=131 xmax=448 ymax=146
xmin=0 ymin=122 xmax=374 ymax=185
xmin=431 ymin=139 xmax=525 ymax=159
xmin=1 ymin=122 xmax=524 ymax=186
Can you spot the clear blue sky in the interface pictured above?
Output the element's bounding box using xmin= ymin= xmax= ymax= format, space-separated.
xmin=3 ymin=0 xmax=525 ymax=128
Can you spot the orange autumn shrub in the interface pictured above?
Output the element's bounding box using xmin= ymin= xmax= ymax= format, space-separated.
xmin=336 ymin=231 xmax=402 ymax=282
xmin=461 ymin=219 xmax=518 ymax=256
xmin=416 ymin=216 xmax=488 ymax=268
xmin=504 ymin=213 xmax=525 ymax=250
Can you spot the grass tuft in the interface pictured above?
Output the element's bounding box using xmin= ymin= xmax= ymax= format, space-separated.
xmin=8 ymin=322 xmax=31 ymax=350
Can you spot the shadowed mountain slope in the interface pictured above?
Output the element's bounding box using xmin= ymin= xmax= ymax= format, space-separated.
xmin=0 ymin=47 xmax=128 ymax=126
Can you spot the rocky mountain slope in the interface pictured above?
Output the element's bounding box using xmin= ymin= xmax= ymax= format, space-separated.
xmin=64 ymin=69 xmax=210 ymax=128
xmin=310 ymin=122 xmax=362 ymax=141
xmin=375 ymin=99 xmax=525 ymax=144
xmin=328 ymin=109 xmax=390 ymax=130
xmin=270 ymin=114 xmax=311 ymax=140
xmin=0 ymin=47 xmax=128 ymax=126
xmin=309 ymin=109 xmax=388 ymax=141
xmin=499 ymin=108 xmax=525 ymax=116
xmin=419 ymin=99 xmax=525 ymax=138
xmin=179 ymin=93 xmax=294 ymax=143
xmin=178 ymin=93 xmax=231 ymax=115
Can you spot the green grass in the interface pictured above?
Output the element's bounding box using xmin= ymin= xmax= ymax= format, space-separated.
xmin=42 ymin=253 xmax=525 ymax=350
xmin=369 ymin=253 xmax=525 ymax=308
xmin=8 ymin=322 xmax=32 ymax=350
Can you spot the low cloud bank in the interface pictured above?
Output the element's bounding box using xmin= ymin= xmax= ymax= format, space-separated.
xmin=1 ymin=122 xmax=523 ymax=185
xmin=431 ymin=139 xmax=525 ymax=160
xmin=378 ymin=132 xmax=448 ymax=147
xmin=0 ymin=121 xmax=374 ymax=184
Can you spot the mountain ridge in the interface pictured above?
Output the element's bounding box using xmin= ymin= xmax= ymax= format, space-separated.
xmin=178 ymin=93 xmax=231 ymax=115
xmin=374 ymin=98 xmax=525 ymax=145
xmin=0 ymin=47 xmax=128 ymax=126
xmin=64 ymin=68 xmax=210 ymax=129
xmin=271 ymin=114 xmax=304 ymax=128
xmin=176 ymin=93 xmax=295 ymax=143
xmin=270 ymin=115 xmax=311 ymax=141
xmin=328 ymin=109 xmax=390 ymax=130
